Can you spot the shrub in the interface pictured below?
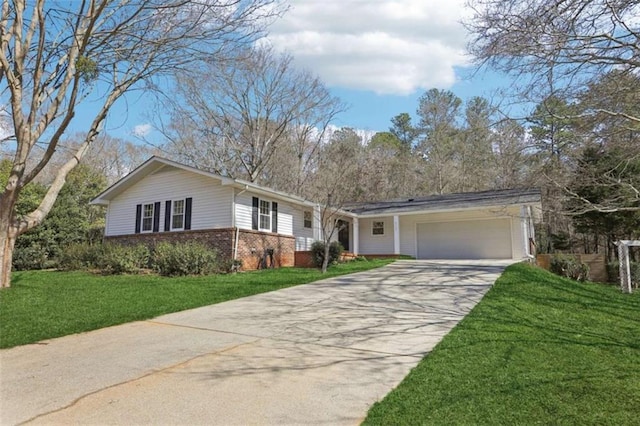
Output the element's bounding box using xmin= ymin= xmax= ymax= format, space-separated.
xmin=97 ymin=244 xmax=150 ymax=274
xmin=12 ymin=244 xmax=48 ymax=271
xmin=310 ymin=240 xmax=344 ymax=268
xmin=57 ymin=243 xmax=102 ymax=271
xmin=58 ymin=243 xmax=149 ymax=274
xmin=151 ymin=241 xmax=219 ymax=276
xmin=549 ymin=255 xmax=590 ymax=282
xmin=220 ymin=258 xmax=243 ymax=273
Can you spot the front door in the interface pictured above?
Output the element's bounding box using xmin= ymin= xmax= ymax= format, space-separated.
xmin=338 ymin=220 xmax=350 ymax=251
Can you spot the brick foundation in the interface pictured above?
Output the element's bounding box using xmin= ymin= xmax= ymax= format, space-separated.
xmin=105 ymin=228 xmax=295 ymax=271
xmin=294 ymin=251 xmax=315 ymax=268
xmin=236 ymin=229 xmax=295 ymax=270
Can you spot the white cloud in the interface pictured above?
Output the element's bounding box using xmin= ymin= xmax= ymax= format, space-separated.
xmin=263 ymin=0 xmax=471 ymax=95
xmin=132 ymin=123 xmax=152 ymax=138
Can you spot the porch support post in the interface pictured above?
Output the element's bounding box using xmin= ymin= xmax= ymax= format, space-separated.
xmin=353 ymin=217 xmax=359 ymax=256
xmin=314 ymin=204 xmax=322 ymax=241
xmin=393 ymin=215 xmax=400 ymax=255
xmin=521 ymin=205 xmax=530 ymax=257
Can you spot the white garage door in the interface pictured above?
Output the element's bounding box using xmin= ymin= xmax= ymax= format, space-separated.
xmin=417 ymin=219 xmax=512 ymax=259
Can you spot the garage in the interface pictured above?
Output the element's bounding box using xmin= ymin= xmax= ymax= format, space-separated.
xmin=416 ymin=218 xmax=513 ymax=259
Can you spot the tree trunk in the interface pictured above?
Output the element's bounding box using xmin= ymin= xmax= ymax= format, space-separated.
xmin=0 ymin=214 xmax=17 ymax=288
xmin=321 ymin=243 xmax=330 ymax=273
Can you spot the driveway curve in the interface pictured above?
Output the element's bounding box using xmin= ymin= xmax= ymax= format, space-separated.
xmin=1 ymin=259 xmax=513 ymax=425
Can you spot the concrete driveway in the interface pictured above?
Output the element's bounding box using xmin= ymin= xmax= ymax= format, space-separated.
xmin=0 ymin=259 xmax=513 ymax=425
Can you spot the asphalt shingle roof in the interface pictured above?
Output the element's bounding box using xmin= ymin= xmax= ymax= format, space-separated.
xmin=344 ymin=188 xmax=541 ymax=216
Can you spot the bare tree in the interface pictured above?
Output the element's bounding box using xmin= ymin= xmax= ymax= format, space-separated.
xmin=466 ymin=0 xmax=640 ymax=214
xmin=309 ymin=128 xmax=364 ymax=273
xmin=563 ymin=70 xmax=640 ymax=215
xmin=160 ymin=44 xmax=345 ymax=187
xmin=467 ymin=0 xmax=639 ymax=115
xmin=0 ymin=0 xmax=281 ymax=287
xmin=84 ymin=134 xmax=159 ymax=184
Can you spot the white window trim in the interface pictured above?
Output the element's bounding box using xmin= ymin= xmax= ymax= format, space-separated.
xmin=259 ymin=199 xmax=271 ymax=232
xmin=171 ymin=199 xmax=185 ymax=231
xmin=142 ymin=203 xmax=154 ymax=233
xmin=303 ymin=211 xmax=312 ymax=229
xmin=372 ymin=220 xmax=385 ymax=236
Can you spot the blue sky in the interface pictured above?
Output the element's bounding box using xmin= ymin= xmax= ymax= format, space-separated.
xmin=73 ymin=0 xmax=517 ymax=144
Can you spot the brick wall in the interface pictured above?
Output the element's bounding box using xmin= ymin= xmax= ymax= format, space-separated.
xmin=294 ymin=251 xmax=315 ymax=268
xmin=236 ymin=229 xmax=295 ymax=270
xmin=105 ymin=228 xmax=295 ymax=271
xmin=105 ymin=229 xmax=235 ymax=259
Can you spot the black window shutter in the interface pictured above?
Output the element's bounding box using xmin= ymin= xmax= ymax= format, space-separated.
xmin=185 ymin=197 xmax=192 ymax=230
xmin=153 ymin=201 xmax=161 ymax=232
xmin=252 ymin=197 xmax=259 ymax=230
xmin=135 ymin=204 xmax=142 ymax=234
xmin=271 ymin=202 xmax=278 ymax=233
xmin=164 ymin=200 xmax=171 ymax=231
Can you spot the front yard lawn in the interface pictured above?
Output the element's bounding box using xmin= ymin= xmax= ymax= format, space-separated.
xmin=0 ymin=259 xmax=394 ymax=349
xmin=363 ymin=262 xmax=640 ymax=425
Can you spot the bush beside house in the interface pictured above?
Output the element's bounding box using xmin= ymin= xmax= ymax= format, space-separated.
xmin=59 ymin=242 xmax=221 ymax=276
xmin=310 ymin=241 xmax=344 ymax=268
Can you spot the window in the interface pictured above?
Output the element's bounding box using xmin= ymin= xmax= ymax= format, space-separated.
xmin=172 ymin=199 xmax=185 ymax=230
xmin=252 ymin=197 xmax=277 ymax=233
xmin=303 ymin=211 xmax=312 ymax=229
xmin=372 ymin=221 xmax=384 ymax=235
xmin=259 ymin=199 xmax=271 ymax=230
xmin=142 ymin=203 xmax=154 ymax=232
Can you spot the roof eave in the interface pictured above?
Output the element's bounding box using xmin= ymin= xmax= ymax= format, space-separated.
xmin=90 ymin=155 xmax=319 ymax=208
xmin=227 ymin=180 xmax=318 ymax=207
xmin=352 ymin=200 xmax=543 ymax=217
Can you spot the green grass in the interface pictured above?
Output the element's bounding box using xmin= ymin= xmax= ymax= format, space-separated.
xmin=0 ymin=259 xmax=394 ymax=349
xmin=363 ymin=263 xmax=640 ymax=425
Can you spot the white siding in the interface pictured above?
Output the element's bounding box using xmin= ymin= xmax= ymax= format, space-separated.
xmin=358 ymin=217 xmax=395 ymax=255
xmin=105 ymin=168 xmax=232 ymax=236
xmin=511 ymin=211 xmax=525 ymax=258
xmin=292 ymin=207 xmax=315 ymax=251
xmin=235 ymin=192 xmax=253 ymax=230
xmin=353 ymin=207 xmax=526 ymax=259
xmin=234 ymin=191 xmax=295 ymax=236
xmin=278 ymin=201 xmax=294 ymax=236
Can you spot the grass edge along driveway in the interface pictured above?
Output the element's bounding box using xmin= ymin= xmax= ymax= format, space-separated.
xmin=0 ymin=259 xmax=394 ymax=349
xmin=363 ymin=262 xmax=640 ymax=425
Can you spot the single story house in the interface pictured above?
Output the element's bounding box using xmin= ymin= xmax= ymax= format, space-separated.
xmin=91 ymin=156 xmax=542 ymax=269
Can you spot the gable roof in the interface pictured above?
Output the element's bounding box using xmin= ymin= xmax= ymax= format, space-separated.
xmin=344 ymin=188 xmax=542 ymax=216
xmin=90 ymin=156 xmax=316 ymax=207
xmin=91 ymin=157 xmax=541 ymax=218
